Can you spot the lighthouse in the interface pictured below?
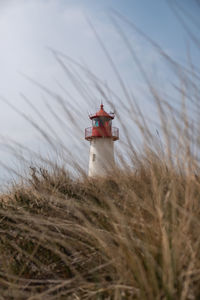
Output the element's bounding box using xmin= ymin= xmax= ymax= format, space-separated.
xmin=85 ymin=104 xmax=119 ymax=177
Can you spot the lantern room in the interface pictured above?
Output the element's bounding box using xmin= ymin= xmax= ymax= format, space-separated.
xmin=85 ymin=104 xmax=119 ymax=141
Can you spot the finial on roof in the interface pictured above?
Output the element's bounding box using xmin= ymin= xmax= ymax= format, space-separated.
xmin=100 ymin=100 xmax=104 ymax=110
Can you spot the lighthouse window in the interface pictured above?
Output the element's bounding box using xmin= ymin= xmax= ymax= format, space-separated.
xmin=93 ymin=118 xmax=99 ymax=127
xmin=92 ymin=117 xmax=111 ymax=127
xmin=99 ymin=119 xmax=103 ymax=126
xmin=99 ymin=117 xmax=111 ymax=126
xmin=92 ymin=153 xmax=96 ymax=161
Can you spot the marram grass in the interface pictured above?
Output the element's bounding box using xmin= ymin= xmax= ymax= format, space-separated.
xmin=0 ymin=155 xmax=199 ymax=299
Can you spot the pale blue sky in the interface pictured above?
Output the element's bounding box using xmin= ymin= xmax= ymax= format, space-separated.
xmin=0 ymin=0 xmax=199 ymax=182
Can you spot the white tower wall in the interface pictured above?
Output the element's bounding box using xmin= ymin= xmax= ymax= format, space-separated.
xmin=88 ymin=138 xmax=115 ymax=177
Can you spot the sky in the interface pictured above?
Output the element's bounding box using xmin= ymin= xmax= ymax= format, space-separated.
xmin=0 ymin=0 xmax=199 ymax=183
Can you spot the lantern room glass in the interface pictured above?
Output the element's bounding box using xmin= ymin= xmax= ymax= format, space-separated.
xmin=92 ymin=118 xmax=99 ymax=127
xmin=92 ymin=117 xmax=112 ymax=127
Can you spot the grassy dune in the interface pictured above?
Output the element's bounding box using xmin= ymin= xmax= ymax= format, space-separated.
xmin=0 ymin=155 xmax=199 ymax=299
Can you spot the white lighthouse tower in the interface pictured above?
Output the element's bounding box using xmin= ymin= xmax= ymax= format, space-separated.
xmin=85 ymin=104 xmax=119 ymax=177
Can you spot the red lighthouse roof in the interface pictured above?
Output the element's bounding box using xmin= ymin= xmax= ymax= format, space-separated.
xmin=89 ymin=104 xmax=115 ymax=120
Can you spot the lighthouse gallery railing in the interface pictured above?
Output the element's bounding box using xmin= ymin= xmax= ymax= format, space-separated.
xmin=85 ymin=127 xmax=119 ymax=140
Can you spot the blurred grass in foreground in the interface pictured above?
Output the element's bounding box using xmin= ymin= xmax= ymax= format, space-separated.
xmin=0 ymin=160 xmax=200 ymax=299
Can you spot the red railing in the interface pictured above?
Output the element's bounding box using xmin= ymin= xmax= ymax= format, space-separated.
xmin=85 ymin=127 xmax=119 ymax=141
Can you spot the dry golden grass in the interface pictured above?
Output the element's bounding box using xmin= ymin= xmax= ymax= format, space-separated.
xmin=0 ymin=153 xmax=199 ymax=299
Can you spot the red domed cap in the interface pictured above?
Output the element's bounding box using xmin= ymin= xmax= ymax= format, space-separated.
xmin=89 ymin=104 xmax=114 ymax=119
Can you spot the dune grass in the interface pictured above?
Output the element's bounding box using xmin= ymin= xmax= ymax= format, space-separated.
xmin=0 ymin=151 xmax=199 ymax=299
